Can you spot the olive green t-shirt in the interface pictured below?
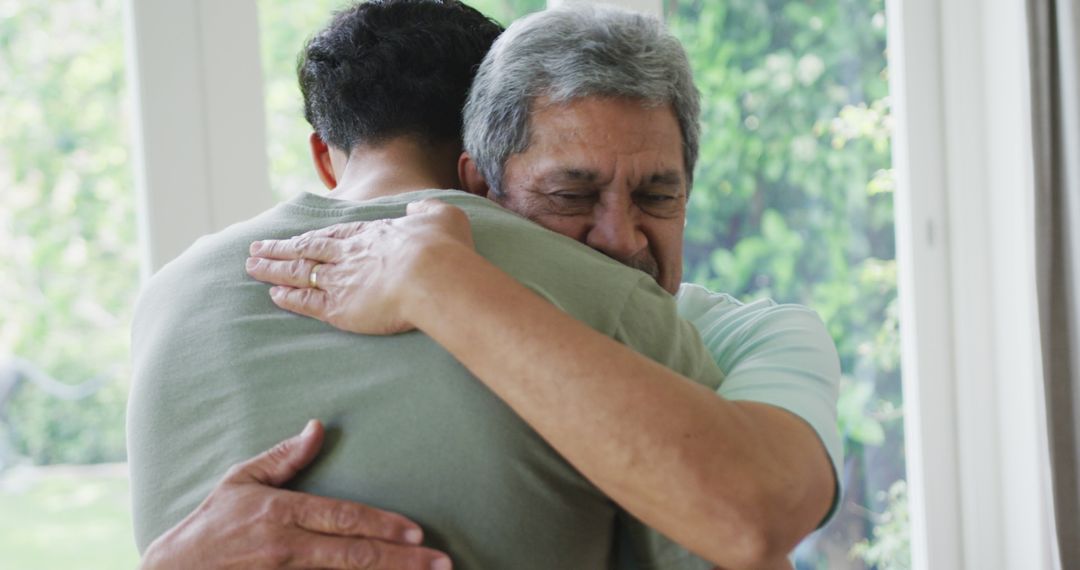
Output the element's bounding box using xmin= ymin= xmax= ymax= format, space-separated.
xmin=128 ymin=189 xmax=725 ymax=569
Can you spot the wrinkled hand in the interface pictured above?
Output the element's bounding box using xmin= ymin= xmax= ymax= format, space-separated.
xmin=140 ymin=420 xmax=451 ymax=570
xmin=246 ymin=199 xmax=475 ymax=335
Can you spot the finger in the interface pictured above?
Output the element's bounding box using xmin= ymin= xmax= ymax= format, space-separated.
xmin=307 ymin=220 xmax=371 ymax=239
xmin=405 ymin=199 xmax=467 ymax=222
xmin=293 ymin=494 xmax=424 ymax=545
xmin=246 ymin=257 xmax=326 ymax=289
xmin=288 ymin=534 xmax=452 ymax=570
xmin=405 ymin=201 xmax=472 ymax=246
xmin=275 ymin=221 xmax=370 ymax=245
xmin=270 ymin=285 xmax=332 ymax=321
xmin=405 ymin=198 xmax=448 ymax=216
xmin=250 ymin=235 xmax=345 ymax=262
xmin=225 ymin=420 xmax=325 ymax=487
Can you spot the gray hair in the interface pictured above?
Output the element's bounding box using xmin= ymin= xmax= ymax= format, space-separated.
xmin=462 ymin=3 xmax=701 ymax=195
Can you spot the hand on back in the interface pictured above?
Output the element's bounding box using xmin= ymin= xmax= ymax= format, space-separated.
xmin=139 ymin=420 xmax=451 ymax=570
xmin=246 ymin=199 xmax=475 ymax=335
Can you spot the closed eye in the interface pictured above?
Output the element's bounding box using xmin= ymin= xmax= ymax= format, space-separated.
xmin=639 ymin=193 xmax=676 ymax=202
xmin=544 ymin=190 xmax=599 ymax=215
xmin=553 ymin=191 xmax=595 ymax=201
xmin=634 ymin=190 xmax=684 ymax=217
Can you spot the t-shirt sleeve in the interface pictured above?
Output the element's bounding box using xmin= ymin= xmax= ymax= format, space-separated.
xmin=611 ymin=276 xmax=726 ymax=390
xmin=677 ymin=283 xmax=844 ymax=526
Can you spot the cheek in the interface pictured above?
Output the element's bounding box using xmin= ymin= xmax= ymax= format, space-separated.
xmin=645 ymin=222 xmax=685 ymax=271
xmin=534 ymin=215 xmax=591 ymax=242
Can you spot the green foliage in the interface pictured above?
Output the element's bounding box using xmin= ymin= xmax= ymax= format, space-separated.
xmin=0 ymin=465 xmax=138 ymax=569
xmin=258 ymin=0 xmax=351 ymax=199
xmin=0 ymin=0 xmax=136 ymax=466
xmin=7 ymin=381 xmax=128 ymax=466
xmin=460 ymin=0 xmax=546 ymax=24
xmin=665 ymin=0 xmax=907 ymax=566
xmin=851 ymin=480 xmax=912 ymax=569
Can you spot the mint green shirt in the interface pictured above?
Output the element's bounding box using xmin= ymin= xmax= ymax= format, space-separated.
xmin=677 ymin=284 xmax=842 ymax=492
xmin=128 ymin=190 xmax=725 ymax=569
xmin=615 ymin=285 xmax=843 ymax=569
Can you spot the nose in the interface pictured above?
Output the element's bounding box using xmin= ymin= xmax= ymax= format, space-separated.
xmin=584 ymin=204 xmax=647 ymax=263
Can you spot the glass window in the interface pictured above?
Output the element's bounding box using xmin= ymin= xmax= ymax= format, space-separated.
xmin=0 ymin=0 xmax=139 ymax=567
xmin=664 ymin=0 xmax=907 ymax=567
xmin=257 ymin=0 xmax=545 ymax=199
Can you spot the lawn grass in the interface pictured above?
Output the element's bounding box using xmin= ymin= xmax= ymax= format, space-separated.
xmin=0 ymin=463 xmax=139 ymax=570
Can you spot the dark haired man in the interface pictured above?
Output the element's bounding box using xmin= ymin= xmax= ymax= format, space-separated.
xmin=131 ymin=1 xmax=840 ymax=569
xmin=130 ymin=2 xmax=505 ymax=568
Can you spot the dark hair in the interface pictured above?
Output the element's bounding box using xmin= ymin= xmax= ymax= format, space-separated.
xmin=298 ymin=0 xmax=503 ymax=152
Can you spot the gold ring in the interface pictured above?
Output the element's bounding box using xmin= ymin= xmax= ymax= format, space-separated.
xmin=308 ymin=263 xmax=323 ymax=289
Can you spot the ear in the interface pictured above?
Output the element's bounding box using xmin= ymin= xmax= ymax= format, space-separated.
xmin=309 ymin=132 xmax=338 ymax=189
xmin=458 ymin=152 xmax=491 ymax=197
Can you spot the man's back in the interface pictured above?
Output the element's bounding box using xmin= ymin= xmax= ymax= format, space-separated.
xmin=128 ymin=190 xmax=723 ymax=569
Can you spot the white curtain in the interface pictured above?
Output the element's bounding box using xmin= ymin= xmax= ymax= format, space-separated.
xmin=1029 ymin=0 xmax=1080 ymax=567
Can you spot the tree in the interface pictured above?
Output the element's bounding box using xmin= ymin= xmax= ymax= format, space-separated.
xmin=0 ymin=0 xmax=135 ymax=467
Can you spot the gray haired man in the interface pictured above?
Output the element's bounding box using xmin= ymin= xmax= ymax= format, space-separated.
xmin=136 ymin=4 xmax=840 ymax=569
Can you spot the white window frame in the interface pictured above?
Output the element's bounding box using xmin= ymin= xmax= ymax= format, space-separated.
xmin=889 ymin=0 xmax=1055 ymax=568
xmin=124 ymin=0 xmax=273 ymax=275
xmin=124 ymin=0 xmax=1058 ymax=567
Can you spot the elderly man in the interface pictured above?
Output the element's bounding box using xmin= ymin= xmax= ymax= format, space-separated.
xmin=132 ymin=2 xmax=840 ymax=569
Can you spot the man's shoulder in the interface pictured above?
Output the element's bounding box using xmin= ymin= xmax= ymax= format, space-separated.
xmin=137 ymin=203 xmax=288 ymax=302
xmin=130 ymin=196 xmax=332 ymax=350
xmin=138 ymin=191 xmax=432 ymax=302
xmin=676 ymin=283 xmax=831 ymax=343
xmin=673 ymin=282 xmax=840 ymax=405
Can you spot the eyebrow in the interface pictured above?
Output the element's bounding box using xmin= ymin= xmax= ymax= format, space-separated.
xmin=539 ymin=168 xmax=685 ymax=189
xmin=542 ymin=168 xmax=599 ymax=184
xmin=643 ymin=170 xmax=684 ymax=187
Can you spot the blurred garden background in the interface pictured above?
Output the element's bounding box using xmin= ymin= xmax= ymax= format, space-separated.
xmin=1 ymin=0 xmax=905 ymax=568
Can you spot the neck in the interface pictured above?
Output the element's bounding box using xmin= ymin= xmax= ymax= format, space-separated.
xmin=326 ymin=138 xmax=460 ymax=203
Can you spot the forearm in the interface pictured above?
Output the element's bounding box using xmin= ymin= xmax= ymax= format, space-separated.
xmin=404 ymin=244 xmax=832 ymax=566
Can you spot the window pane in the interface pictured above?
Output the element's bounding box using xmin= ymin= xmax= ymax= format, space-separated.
xmin=0 ymin=0 xmax=139 ymax=567
xmin=664 ymin=0 xmax=907 ymax=567
xmin=257 ymin=0 xmax=545 ymax=199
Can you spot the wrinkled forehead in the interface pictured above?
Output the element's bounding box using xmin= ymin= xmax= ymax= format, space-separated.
xmin=524 ymin=94 xmax=673 ymax=137
xmin=513 ymin=96 xmax=687 ymax=183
